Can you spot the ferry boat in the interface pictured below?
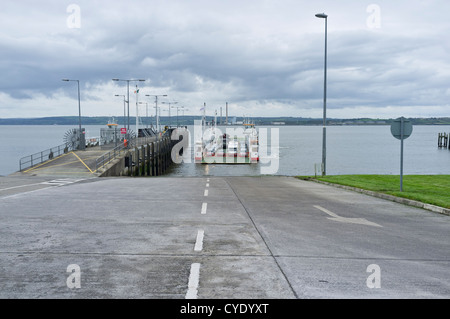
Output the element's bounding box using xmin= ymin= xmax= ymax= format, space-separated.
xmin=194 ymin=108 xmax=258 ymax=164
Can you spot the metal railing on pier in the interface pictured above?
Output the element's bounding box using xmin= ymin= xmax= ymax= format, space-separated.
xmin=95 ymin=143 xmax=127 ymax=171
xmin=19 ymin=136 xmax=102 ymax=172
xmin=95 ymin=135 xmax=156 ymax=171
xmin=19 ymin=143 xmax=73 ymax=171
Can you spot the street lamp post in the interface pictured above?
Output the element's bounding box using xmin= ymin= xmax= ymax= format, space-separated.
xmin=315 ymin=12 xmax=328 ymax=176
xmin=146 ymin=94 xmax=168 ymax=133
xmin=112 ymin=79 xmax=145 ymax=133
xmin=62 ymin=79 xmax=84 ymax=150
xmin=161 ymin=101 xmax=178 ymax=128
xmin=115 ymin=94 xmax=127 ymax=129
xmin=175 ymin=106 xmax=184 ymax=127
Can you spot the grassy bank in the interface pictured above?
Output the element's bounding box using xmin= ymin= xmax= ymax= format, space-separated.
xmin=297 ymin=175 xmax=450 ymax=209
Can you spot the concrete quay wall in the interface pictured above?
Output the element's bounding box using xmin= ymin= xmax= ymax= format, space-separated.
xmin=98 ymin=135 xmax=177 ymax=177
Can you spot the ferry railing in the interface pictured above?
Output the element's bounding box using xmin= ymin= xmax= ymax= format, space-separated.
xmin=19 ymin=143 xmax=73 ymax=171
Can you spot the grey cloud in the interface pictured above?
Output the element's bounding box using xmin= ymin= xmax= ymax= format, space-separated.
xmin=0 ymin=0 xmax=449 ymax=118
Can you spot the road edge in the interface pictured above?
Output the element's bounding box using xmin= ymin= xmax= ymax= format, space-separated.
xmin=303 ymin=178 xmax=450 ymax=217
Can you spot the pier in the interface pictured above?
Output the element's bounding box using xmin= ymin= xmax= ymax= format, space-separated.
xmin=438 ymin=132 xmax=449 ymax=149
xmin=16 ymin=129 xmax=183 ymax=178
xmin=97 ymin=133 xmax=179 ymax=177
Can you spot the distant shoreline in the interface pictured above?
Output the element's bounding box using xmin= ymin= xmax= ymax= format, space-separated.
xmin=1 ymin=116 xmax=449 ymax=126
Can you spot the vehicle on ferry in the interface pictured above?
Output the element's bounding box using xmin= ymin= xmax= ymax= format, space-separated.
xmin=227 ymin=140 xmax=239 ymax=157
xmin=238 ymin=143 xmax=249 ymax=157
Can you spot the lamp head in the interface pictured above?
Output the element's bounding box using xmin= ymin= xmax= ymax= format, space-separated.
xmin=315 ymin=13 xmax=328 ymax=18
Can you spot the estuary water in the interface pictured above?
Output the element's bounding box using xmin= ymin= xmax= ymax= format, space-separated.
xmin=1 ymin=124 xmax=449 ymax=177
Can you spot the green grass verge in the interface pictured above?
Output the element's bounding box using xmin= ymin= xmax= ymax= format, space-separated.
xmin=296 ymin=175 xmax=450 ymax=209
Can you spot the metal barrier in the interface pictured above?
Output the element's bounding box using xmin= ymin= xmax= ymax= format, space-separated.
xmin=95 ymin=136 xmax=156 ymax=171
xmin=19 ymin=143 xmax=72 ymax=171
xmin=95 ymin=143 xmax=127 ymax=171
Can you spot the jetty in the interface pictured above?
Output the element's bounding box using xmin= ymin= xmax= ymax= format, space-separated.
xmin=438 ymin=132 xmax=449 ymax=149
xmin=16 ymin=128 xmax=184 ymax=178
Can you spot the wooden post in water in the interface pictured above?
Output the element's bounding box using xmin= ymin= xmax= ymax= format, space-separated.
xmin=164 ymin=137 xmax=169 ymax=172
xmin=131 ymin=146 xmax=139 ymax=176
xmin=151 ymin=142 xmax=155 ymax=176
xmin=159 ymin=140 xmax=163 ymax=175
xmin=139 ymin=146 xmax=143 ymax=176
xmin=146 ymin=143 xmax=150 ymax=176
xmin=156 ymin=141 xmax=160 ymax=176
xmin=438 ymin=133 xmax=449 ymax=148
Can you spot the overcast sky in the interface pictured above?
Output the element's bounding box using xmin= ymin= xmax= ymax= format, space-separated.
xmin=1 ymin=0 xmax=449 ymax=119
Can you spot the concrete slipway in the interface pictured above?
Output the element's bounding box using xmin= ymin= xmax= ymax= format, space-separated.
xmin=0 ymin=175 xmax=449 ymax=299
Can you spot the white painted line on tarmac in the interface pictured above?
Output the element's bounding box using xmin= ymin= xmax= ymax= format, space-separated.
xmin=206 ymin=183 xmax=209 ymax=187
xmin=201 ymin=202 xmax=208 ymax=215
xmin=1 ymin=178 xmax=85 ymax=192
xmin=204 ymin=189 xmax=208 ymax=197
xmin=207 ymin=178 xmax=210 ymax=182
xmin=314 ymin=205 xmax=382 ymax=228
xmin=0 ymin=182 xmax=42 ymax=192
xmin=185 ymin=263 xmax=201 ymax=299
xmin=1 ymin=186 xmax=54 ymax=199
xmin=40 ymin=178 xmax=84 ymax=186
xmin=194 ymin=230 xmax=205 ymax=252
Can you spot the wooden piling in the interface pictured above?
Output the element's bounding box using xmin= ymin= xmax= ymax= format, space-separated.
xmin=116 ymin=135 xmax=176 ymax=177
xmin=438 ymin=133 xmax=449 ymax=149
xmin=151 ymin=142 xmax=155 ymax=176
xmin=145 ymin=143 xmax=150 ymax=176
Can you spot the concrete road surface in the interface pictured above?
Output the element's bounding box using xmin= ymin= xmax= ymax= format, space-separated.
xmin=0 ymin=176 xmax=449 ymax=299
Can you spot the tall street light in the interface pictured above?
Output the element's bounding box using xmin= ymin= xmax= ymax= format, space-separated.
xmin=146 ymin=94 xmax=168 ymax=133
xmin=138 ymin=102 xmax=149 ymax=128
xmin=315 ymin=12 xmax=328 ymax=176
xmin=161 ymin=101 xmax=178 ymax=128
xmin=115 ymin=94 xmax=127 ymax=129
xmin=112 ymin=79 xmax=145 ymax=132
xmin=62 ymin=79 xmax=84 ymax=150
xmin=175 ymin=106 xmax=184 ymax=127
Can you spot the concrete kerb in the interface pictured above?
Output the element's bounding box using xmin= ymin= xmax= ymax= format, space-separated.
xmin=307 ymin=179 xmax=450 ymax=217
